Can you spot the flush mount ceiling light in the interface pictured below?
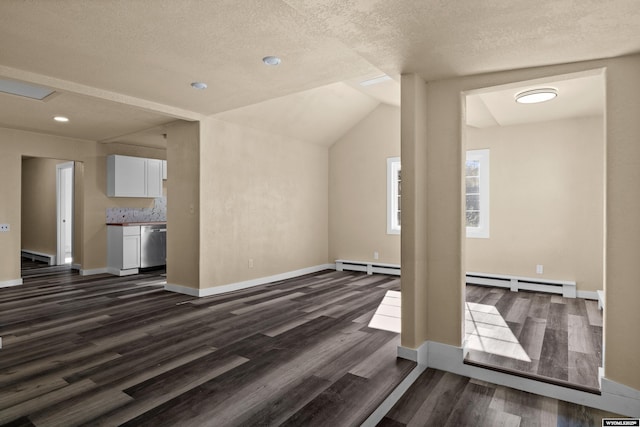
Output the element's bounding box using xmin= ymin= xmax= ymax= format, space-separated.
xmin=53 ymin=116 xmax=69 ymax=123
xmin=262 ymin=56 xmax=282 ymax=66
xmin=515 ymin=88 xmax=558 ymax=104
xmin=190 ymin=82 xmax=208 ymax=90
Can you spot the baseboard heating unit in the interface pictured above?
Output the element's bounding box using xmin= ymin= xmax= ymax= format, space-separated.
xmin=21 ymin=249 xmax=56 ymax=266
xmin=466 ymin=271 xmax=576 ymax=298
xmin=335 ymin=259 xmax=401 ymax=276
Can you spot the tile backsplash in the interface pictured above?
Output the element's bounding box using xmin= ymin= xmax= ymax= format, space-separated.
xmin=106 ymin=197 xmax=166 ymax=223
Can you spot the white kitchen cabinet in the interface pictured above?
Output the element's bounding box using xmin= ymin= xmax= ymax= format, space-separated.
xmin=146 ymin=158 xmax=163 ymax=197
xmin=107 ymin=225 xmax=140 ymax=275
xmin=107 ymin=155 xmax=163 ymax=198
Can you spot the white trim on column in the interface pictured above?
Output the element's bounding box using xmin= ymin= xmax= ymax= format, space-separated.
xmin=79 ymin=267 xmax=108 ymax=276
xmin=0 ymin=278 xmax=23 ymax=288
xmin=165 ymin=264 xmax=336 ymax=297
xmin=576 ymin=290 xmax=600 ymax=300
xmin=397 ymin=341 xmax=640 ymax=417
xmin=164 ymin=283 xmax=200 ymax=297
xmin=106 ymin=267 xmax=139 ymax=277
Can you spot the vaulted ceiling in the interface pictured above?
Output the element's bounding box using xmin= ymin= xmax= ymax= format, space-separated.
xmin=0 ymin=1 xmax=638 ymax=146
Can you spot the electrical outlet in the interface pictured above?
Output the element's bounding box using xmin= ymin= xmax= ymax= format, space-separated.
xmin=536 ymin=264 xmax=543 ymax=274
xmin=248 ymin=258 xmax=254 ymax=268
xmin=0 ymin=224 xmax=9 ymax=232
xmin=373 ymin=251 xmax=379 ymax=260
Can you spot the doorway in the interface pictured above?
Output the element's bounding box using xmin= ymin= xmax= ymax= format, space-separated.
xmin=461 ymin=69 xmax=606 ymax=392
xmin=21 ymin=157 xmax=76 ymax=274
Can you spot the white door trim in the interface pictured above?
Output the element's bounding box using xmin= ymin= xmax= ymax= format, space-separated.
xmin=56 ymin=161 xmax=74 ymax=266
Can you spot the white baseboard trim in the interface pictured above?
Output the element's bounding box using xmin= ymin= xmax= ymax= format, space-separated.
xmin=0 ymin=278 xmax=23 ymax=288
xmin=361 ymin=364 xmax=428 ymax=427
xmin=164 ymin=283 xmax=200 ymax=297
xmin=576 ymin=290 xmax=600 ymax=300
xmin=79 ymin=267 xmax=108 ymax=276
xmin=106 ymin=267 xmax=139 ymax=277
xmin=597 ymin=290 xmax=605 ymax=310
xmin=397 ymin=340 xmax=640 ymax=417
xmin=397 ymin=341 xmax=429 ymax=366
xmin=165 ymin=264 xmax=336 ymax=297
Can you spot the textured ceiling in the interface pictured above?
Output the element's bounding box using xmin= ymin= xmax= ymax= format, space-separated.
xmin=0 ymin=0 xmax=638 ymax=145
xmin=466 ymin=70 xmax=605 ymax=128
xmin=285 ymin=0 xmax=640 ymax=79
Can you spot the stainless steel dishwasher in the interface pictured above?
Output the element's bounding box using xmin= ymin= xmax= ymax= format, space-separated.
xmin=140 ymin=224 xmax=166 ymax=268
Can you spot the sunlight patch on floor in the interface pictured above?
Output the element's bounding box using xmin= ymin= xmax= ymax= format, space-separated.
xmin=465 ymin=302 xmax=531 ymax=362
xmin=368 ymin=290 xmax=401 ymax=333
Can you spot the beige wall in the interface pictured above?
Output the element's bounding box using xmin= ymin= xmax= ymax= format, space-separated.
xmin=21 ymin=158 xmax=66 ymax=256
xmin=329 ymin=104 xmax=400 ymax=265
xmin=401 ymin=55 xmax=640 ymax=392
xmin=466 ymin=117 xmax=605 ymax=292
xmin=198 ymin=117 xmax=328 ymax=288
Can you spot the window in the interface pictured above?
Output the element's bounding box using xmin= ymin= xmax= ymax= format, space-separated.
xmin=387 ymin=157 xmax=401 ymax=234
xmin=465 ymin=149 xmax=489 ymax=238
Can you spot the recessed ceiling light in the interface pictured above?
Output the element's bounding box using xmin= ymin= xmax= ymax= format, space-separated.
xmin=53 ymin=116 xmax=69 ymax=123
xmin=515 ymin=88 xmax=558 ymax=104
xmin=190 ymin=82 xmax=208 ymax=90
xmin=262 ymin=56 xmax=282 ymax=66
xmin=360 ymin=75 xmax=392 ymax=87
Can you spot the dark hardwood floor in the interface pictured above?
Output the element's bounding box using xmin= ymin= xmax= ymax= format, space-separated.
xmin=20 ymin=257 xmax=72 ymax=278
xmin=2 ymin=269 xmax=618 ymax=426
xmin=19 ymin=258 xmax=49 ymax=271
xmin=377 ymin=368 xmax=620 ymax=427
xmin=0 ymin=269 xmax=414 ymax=426
xmin=464 ymin=284 xmax=603 ymax=392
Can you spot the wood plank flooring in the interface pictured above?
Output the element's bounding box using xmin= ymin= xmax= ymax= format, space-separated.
xmin=0 ymin=269 xmax=414 ymax=426
xmin=464 ymin=285 xmax=603 ymax=392
xmin=378 ymin=368 xmax=621 ymax=427
xmin=20 ymin=258 xmax=72 ymax=278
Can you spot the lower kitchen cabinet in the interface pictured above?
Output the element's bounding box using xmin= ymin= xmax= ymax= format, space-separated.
xmin=107 ymin=225 xmax=140 ymax=275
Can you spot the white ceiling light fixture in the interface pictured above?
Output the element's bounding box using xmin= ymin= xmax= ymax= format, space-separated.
xmin=515 ymin=88 xmax=558 ymax=104
xmin=53 ymin=116 xmax=69 ymax=122
xmin=190 ymin=82 xmax=208 ymax=90
xmin=262 ymin=56 xmax=282 ymax=66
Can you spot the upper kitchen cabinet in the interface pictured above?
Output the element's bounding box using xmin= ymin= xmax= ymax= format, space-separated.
xmin=107 ymin=154 xmax=163 ymax=198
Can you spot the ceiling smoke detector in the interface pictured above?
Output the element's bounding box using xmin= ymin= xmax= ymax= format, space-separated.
xmin=262 ymin=56 xmax=282 ymax=66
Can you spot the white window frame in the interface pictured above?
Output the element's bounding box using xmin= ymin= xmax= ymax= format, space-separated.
xmin=387 ymin=157 xmax=401 ymax=235
xmin=465 ymin=149 xmax=490 ymax=238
